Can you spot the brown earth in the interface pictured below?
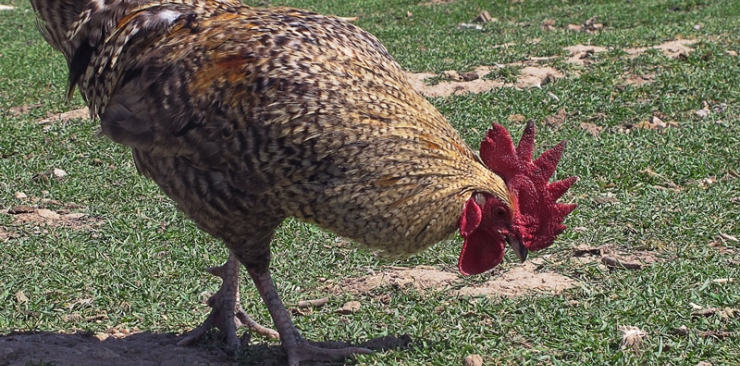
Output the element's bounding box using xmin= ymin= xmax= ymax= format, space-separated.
xmin=36 ymin=107 xmax=91 ymax=124
xmin=2 ymin=205 xmax=100 ymax=231
xmin=330 ymin=258 xmax=577 ymax=298
xmin=406 ymin=65 xmax=564 ymax=98
xmin=624 ymin=39 xmax=698 ymax=59
xmin=404 ymin=40 xmax=700 ymax=97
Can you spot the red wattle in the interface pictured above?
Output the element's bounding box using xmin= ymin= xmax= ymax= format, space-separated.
xmin=458 ymin=229 xmax=505 ymax=276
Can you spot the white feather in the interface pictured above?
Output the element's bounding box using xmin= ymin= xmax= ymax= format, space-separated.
xmin=156 ymin=9 xmax=182 ymax=25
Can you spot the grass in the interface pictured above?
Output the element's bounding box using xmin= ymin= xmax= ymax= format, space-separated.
xmin=1 ymin=0 xmax=739 ymax=365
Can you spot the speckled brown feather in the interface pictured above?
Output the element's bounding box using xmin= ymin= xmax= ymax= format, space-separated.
xmin=30 ymin=0 xmax=509 ymax=264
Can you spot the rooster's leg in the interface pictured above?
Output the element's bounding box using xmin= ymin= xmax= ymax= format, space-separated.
xmin=178 ymin=252 xmax=279 ymax=348
xmin=247 ymin=266 xmax=372 ymax=366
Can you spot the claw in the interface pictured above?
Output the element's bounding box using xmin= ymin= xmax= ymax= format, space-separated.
xmin=286 ymin=338 xmax=372 ymax=366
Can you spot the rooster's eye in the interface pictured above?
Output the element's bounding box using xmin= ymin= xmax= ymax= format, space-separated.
xmin=494 ymin=208 xmax=506 ymax=218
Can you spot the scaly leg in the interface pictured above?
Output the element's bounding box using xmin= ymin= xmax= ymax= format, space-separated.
xmin=178 ymin=252 xmax=278 ymax=348
xmin=246 ymin=266 xmax=372 ymax=366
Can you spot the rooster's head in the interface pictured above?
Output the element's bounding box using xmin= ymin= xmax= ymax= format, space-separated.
xmin=457 ymin=121 xmax=578 ymax=275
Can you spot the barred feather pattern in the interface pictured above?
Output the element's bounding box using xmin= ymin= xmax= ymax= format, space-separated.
xmin=32 ymin=0 xmax=511 ymax=264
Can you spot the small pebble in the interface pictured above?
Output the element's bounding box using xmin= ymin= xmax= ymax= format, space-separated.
xmin=335 ymin=301 xmax=361 ymax=314
xmin=464 ymin=354 xmax=483 ymax=366
xmin=53 ymin=168 xmax=67 ymax=178
xmin=675 ymin=325 xmax=689 ymax=336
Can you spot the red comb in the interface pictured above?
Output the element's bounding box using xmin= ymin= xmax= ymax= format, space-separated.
xmin=480 ymin=121 xmax=577 ymax=251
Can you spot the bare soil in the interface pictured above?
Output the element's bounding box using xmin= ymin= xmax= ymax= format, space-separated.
xmin=623 ymin=73 xmax=656 ymax=86
xmin=0 ymin=226 xmax=12 ymax=241
xmin=405 ymin=40 xmax=699 ymax=97
xmin=455 ymin=261 xmax=576 ymax=297
xmin=570 ymin=244 xmax=663 ymax=270
xmin=564 ymin=45 xmax=609 ymax=65
xmin=406 ymin=65 xmax=564 ymax=98
xmin=624 ymin=39 xmax=698 ymax=59
xmin=331 ymin=259 xmax=577 ymax=298
xmin=36 ymin=107 xmax=91 ymax=124
xmin=2 ymin=206 xmax=101 ymax=231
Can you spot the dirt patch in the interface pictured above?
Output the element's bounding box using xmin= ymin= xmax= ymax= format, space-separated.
xmin=406 ymin=40 xmax=698 ymax=97
xmin=0 ymin=331 xmax=232 ymax=366
xmin=564 ymin=40 xmax=698 ymax=66
xmin=331 ymin=260 xmax=576 ymax=298
xmin=406 ymin=65 xmax=564 ymax=98
xmin=566 ymin=17 xmax=604 ymax=34
xmin=5 ymin=103 xmax=42 ymax=117
xmin=37 ymin=107 xmax=90 ymax=124
xmin=515 ymin=66 xmax=563 ymax=87
xmin=455 ymin=261 xmax=576 ymax=297
xmin=507 ymin=114 xmax=527 ymax=123
xmin=625 ymin=39 xmax=698 ymax=59
xmin=336 ymin=265 xmax=459 ymax=294
xmin=3 ymin=205 xmax=100 ymax=230
xmin=570 ymin=244 xmax=662 ymax=270
xmin=623 ymin=73 xmax=656 ymax=86
xmin=544 ymin=108 xmax=568 ymax=128
xmin=579 ymin=122 xmax=604 ymax=136
xmin=564 ymin=45 xmax=609 ymax=65
xmin=0 ymin=226 xmax=14 ymax=241
xmin=540 ymin=19 xmax=557 ymax=31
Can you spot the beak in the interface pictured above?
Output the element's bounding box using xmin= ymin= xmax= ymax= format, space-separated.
xmin=506 ymin=235 xmax=528 ymax=262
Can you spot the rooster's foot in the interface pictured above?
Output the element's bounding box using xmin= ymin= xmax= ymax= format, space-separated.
xmin=177 ymin=300 xmax=279 ymax=348
xmin=178 ymin=253 xmax=278 ymax=348
xmin=284 ymin=337 xmax=372 ymax=366
xmin=246 ymin=264 xmax=371 ymax=365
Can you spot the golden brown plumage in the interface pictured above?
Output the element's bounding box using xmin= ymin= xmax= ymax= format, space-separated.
xmin=31 ymin=1 xmax=576 ymax=364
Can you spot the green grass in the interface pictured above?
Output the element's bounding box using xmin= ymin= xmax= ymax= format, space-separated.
xmin=1 ymin=0 xmax=739 ymax=365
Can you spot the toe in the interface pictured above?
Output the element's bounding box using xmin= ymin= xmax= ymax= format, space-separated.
xmin=287 ymin=340 xmax=372 ymax=365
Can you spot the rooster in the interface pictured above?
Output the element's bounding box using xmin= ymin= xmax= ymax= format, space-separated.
xmin=30 ymin=0 xmax=577 ymax=365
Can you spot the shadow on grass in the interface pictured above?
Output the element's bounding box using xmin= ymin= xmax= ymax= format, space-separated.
xmin=0 ymin=330 xmax=413 ymax=366
xmin=238 ymin=334 xmax=413 ymax=366
xmin=0 ymin=330 xmax=231 ymax=366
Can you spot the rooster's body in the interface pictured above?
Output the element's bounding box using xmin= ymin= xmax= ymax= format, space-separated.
xmin=31 ymin=1 xmax=577 ymax=365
